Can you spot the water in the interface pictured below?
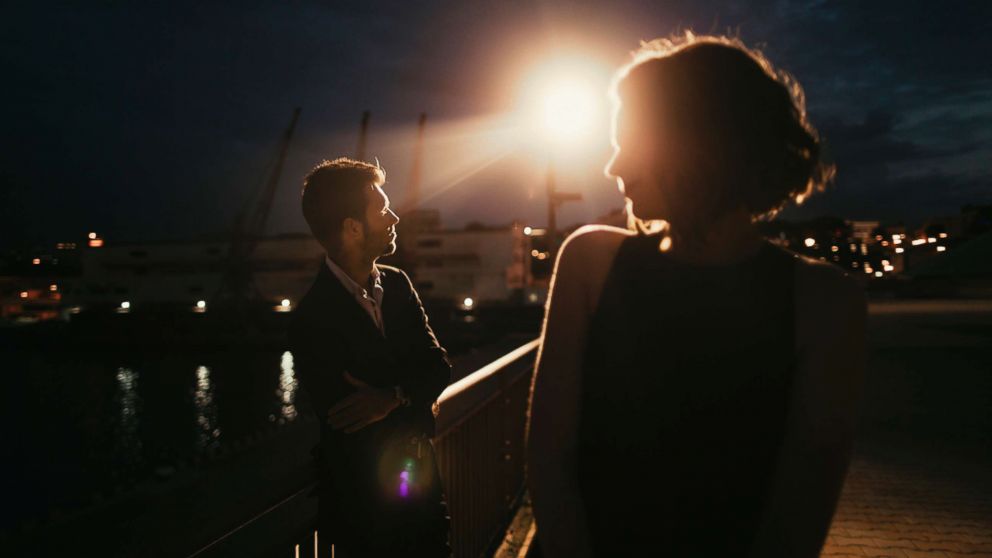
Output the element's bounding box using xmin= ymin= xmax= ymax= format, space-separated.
xmin=0 ymin=345 xmax=309 ymax=529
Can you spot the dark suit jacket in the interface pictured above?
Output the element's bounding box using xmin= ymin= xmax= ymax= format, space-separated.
xmin=288 ymin=262 xmax=451 ymax=501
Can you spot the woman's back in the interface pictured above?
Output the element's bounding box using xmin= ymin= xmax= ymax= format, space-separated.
xmin=577 ymin=233 xmax=797 ymax=555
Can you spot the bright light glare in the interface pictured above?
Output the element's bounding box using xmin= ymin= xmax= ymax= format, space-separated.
xmin=196 ymin=300 xmax=206 ymax=309
xmin=538 ymin=80 xmax=597 ymax=145
xmin=281 ymin=299 xmax=291 ymax=308
xmin=804 ymin=237 xmax=816 ymax=247
xmin=463 ymin=297 xmax=474 ymax=309
xmin=516 ymin=54 xmax=610 ymax=155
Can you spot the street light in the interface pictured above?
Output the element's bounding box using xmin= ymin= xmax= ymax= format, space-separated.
xmin=536 ymin=79 xmax=599 ymax=146
xmin=526 ymin=66 xmax=605 ymax=257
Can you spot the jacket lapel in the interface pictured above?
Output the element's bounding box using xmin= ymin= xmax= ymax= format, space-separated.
xmin=314 ymin=264 xmax=397 ymax=385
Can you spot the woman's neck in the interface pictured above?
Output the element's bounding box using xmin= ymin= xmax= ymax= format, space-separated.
xmin=666 ymin=208 xmax=764 ymax=265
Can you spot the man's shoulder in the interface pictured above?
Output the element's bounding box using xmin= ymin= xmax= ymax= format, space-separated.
xmin=288 ymin=270 xmax=333 ymax=332
xmin=377 ymin=264 xmax=413 ymax=288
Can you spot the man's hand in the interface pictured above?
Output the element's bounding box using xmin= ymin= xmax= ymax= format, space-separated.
xmin=326 ymin=372 xmax=401 ymax=433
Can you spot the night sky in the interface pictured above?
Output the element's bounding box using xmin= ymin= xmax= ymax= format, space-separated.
xmin=3 ymin=1 xmax=990 ymax=250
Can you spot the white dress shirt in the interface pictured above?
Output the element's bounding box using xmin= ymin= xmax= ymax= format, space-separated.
xmin=324 ymin=255 xmax=385 ymax=334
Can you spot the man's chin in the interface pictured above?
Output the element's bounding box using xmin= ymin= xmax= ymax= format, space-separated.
xmin=382 ymin=242 xmax=397 ymax=257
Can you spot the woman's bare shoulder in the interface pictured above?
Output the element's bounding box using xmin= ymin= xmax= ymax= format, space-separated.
xmin=793 ymin=254 xmax=864 ymax=304
xmin=793 ymin=254 xmax=867 ymax=343
xmin=553 ymin=225 xmax=633 ymax=313
xmin=559 ymin=224 xmax=633 ymax=264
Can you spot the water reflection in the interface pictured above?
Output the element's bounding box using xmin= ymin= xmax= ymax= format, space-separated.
xmin=195 ymin=365 xmax=221 ymax=450
xmin=115 ymin=367 xmax=142 ymax=466
xmin=277 ymin=351 xmax=298 ymax=423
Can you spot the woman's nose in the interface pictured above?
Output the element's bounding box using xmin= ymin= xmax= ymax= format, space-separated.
xmin=604 ymin=146 xmax=625 ymax=180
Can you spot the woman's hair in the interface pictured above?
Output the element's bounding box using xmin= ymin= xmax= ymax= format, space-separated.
xmin=610 ymin=32 xmax=835 ymax=221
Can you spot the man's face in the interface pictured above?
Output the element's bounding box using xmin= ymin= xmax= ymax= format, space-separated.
xmin=361 ymin=184 xmax=400 ymax=259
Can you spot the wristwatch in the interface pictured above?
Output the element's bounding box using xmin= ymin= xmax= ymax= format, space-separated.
xmin=393 ymin=385 xmax=411 ymax=407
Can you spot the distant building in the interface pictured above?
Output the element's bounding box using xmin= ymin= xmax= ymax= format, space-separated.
xmin=850 ymin=220 xmax=881 ymax=243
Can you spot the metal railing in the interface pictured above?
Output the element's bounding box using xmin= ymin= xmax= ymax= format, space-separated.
xmin=186 ymin=338 xmax=540 ymax=558
xmin=434 ymin=339 xmax=540 ymax=558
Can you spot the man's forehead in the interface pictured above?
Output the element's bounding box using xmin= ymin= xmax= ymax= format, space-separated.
xmin=367 ymin=184 xmax=389 ymax=205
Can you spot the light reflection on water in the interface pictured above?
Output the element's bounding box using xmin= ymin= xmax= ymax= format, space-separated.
xmin=5 ymin=347 xmax=315 ymax=527
xmin=275 ymin=351 xmax=298 ymax=423
xmin=194 ymin=365 xmax=221 ymax=450
xmin=115 ymin=367 xmax=142 ymax=467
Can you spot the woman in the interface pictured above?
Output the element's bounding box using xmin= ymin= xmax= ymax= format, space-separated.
xmin=527 ymin=34 xmax=865 ymax=557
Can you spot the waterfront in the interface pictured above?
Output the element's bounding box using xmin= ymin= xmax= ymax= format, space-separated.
xmin=2 ymin=300 xmax=990 ymax=556
xmin=1 ymin=345 xmax=308 ymax=529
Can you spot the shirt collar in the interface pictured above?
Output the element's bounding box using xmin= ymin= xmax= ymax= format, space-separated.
xmin=324 ymin=255 xmax=381 ymax=299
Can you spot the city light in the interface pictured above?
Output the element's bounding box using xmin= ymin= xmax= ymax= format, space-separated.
xmin=939 ymin=232 xmax=948 ymax=239
xmin=281 ymin=299 xmax=291 ymax=308
xmin=912 ymin=239 xmax=926 ymax=246
xmin=88 ymin=232 xmax=97 ymax=240
xmin=121 ymin=301 xmax=130 ymax=309
xmin=875 ymin=271 xmax=883 ymax=277
xmin=50 ymin=284 xmax=58 ymax=291
xmin=927 ymin=237 xmax=937 ymax=243
xmin=831 ymin=245 xmax=839 ymax=252
xmin=32 ymin=258 xmax=41 ymax=265
xmin=804 ymin=237 xmax=816 ymax=247
xmin=884 ymin=265 xmax=895 ymax=272
xmin=937 ymin=246 xmax=946 ymax=252
xmin=196 ymin=300 xmax=206 ymax=309
xmin=896 ymin=247 xmax=905 ymax=253
xmin=89 ymin=238 xmax=104 ymax=248
xmin=462 ymin=297 xmax=475 ymax=309
xmin=20 ymin=291 xmax=28 ymax=299
xmin=523 ymin=226 xmax=533 ymax=236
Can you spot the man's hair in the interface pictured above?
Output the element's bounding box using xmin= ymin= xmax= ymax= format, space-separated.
xmin=610 ymin=32 xmax=835 ymax=221
xmin=301 ymin=157 xmax=385 ymax=250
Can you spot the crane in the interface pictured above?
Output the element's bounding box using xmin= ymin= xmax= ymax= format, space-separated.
xmin=216 ymin=107 xmax=301 ymax=304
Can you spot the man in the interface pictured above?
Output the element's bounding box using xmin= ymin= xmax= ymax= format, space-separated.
xmin=289 ymin=157 xmax=451 ymax=557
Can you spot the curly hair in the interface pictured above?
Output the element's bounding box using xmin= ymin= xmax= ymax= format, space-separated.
xmin=610 ymin=32 xmax=835 ymax=221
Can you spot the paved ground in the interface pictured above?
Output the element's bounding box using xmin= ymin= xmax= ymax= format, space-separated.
xmin=820 ymin=300 xmax=992 ymax=557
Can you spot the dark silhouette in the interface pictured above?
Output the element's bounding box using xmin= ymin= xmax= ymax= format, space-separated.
xmin=289 ymin=158 xmax=451 ymax=557
xmin=527 ymin=34 xmax=865 ymax=557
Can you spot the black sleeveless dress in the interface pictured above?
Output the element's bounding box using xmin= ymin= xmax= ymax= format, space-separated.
xmin=577 ymin=233 xmax=798 ymax=556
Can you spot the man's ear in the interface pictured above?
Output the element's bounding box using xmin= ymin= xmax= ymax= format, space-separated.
xmin=341 ymin=217 xmax=363 ymax=240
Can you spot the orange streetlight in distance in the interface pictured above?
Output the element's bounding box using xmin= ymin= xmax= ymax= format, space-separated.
xmin=536 ymin=78 xmax=599 ymax=147
xmin=518 ymin=55 xmax=610 ymax=256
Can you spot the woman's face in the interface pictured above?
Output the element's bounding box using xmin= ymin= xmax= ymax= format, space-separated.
xmin=604 ymin=103 xmax=672 ymax=222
